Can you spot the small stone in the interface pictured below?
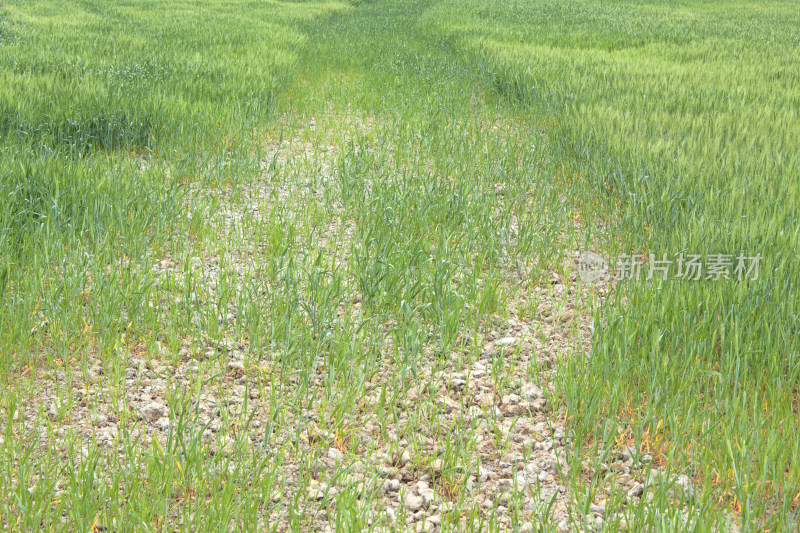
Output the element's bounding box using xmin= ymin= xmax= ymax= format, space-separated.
xmin=521 ymin=383 xmax=543 ymax=401
xmin=506 ymin=401 xmax=534 ymax=416
xmin=307 ymin=481 xmax=331 ymax=501
xmin=441 ymin=396 xmax=459 ymax=414
xmin=96 ymin=427 xmax=116 ymax=446
xmin=226 ymin=361 xmax=244 ymax=377
xmin=446 ymin=376 xmax=467 ymax=392
xmin=219 ymin=339 xmax=235 ymax=353
xmin=327 ymin=447 xmax=344 ymax=462
xmin=502 ymin=394 xmax=521 ymax=406
xmin=494 ymin=492 xmax=509 ymax=504
xmin=627 ymin=483 xmax=645 ymax=498
xmin=140 ymin=402 xmax=167 ymax=423
xmin=393 ymin=449 xmax=411 ymax=467
xmin=619 ymin=447 xmax=634 ymax=462
xmin=416 ymin=480 xmax=435 ymax=506
xmin=525 ymin=463 xmax=540 ymax=475
xmin=382 ymin=479 xmax=401 ymax=494
xmin=618 ymin=474 xmax=633 ymax=486
xmin=669 ymin=474 xmax=695 ymax=501
xmin=476 ymin=392 xmax=494 ymax=408
xmin=590 ymin=501 xmax=606 ymax=515
xmin=404 ymin=491 xmax=423 ymax=512
xmin=497 ymin=337 xmax=517 ymax=346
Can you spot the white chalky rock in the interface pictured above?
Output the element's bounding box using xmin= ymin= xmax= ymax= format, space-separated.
xmin=140 ymin=402 xmax=167 ymax=423
xmin=404 ymin=491 xmax=423 ymax=512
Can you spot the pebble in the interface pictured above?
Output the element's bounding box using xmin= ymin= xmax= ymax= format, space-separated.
xmin=382 ymin=479 xmax=400 ymax=494
xmin=669 ymin=474 xmax=695 ymax=501
xmin=48 ymin=401 xmax=62 ymax=420
xmin=502 ymin=394 xmax=521 ymax=406
xmin=521 ymin=383 xmax=544 ymax=401
xmin=446 ymin=377 xmax=466 ymax=392
xmin=226 ymin=361 xmax=245 ymax=377
xmin=308 ymin=481 xmax=335 ymax=501
xmin=404 ymin=491 xmax=423 ymax=512
xmin=416 ymin=481 xmax=435 ymax=506
xmin=327 ymin=447 xmax=344 ymax=462
xmin=627 ymin=483 xmax=645 ymax=498
xmin=95 ymin=428 xmax=116 ymax=446
xmin=140 ymin=402 xmax=167 ymax=423
xmin=441 ymin=397 xmax=459 ymax=414
xmin=590 ymin=501 xmax=606 ymax=515
xmin=617 ymin=474 xmax=633 ymax=486
xmin=393 ymin=449 xmax=411 ymax=467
